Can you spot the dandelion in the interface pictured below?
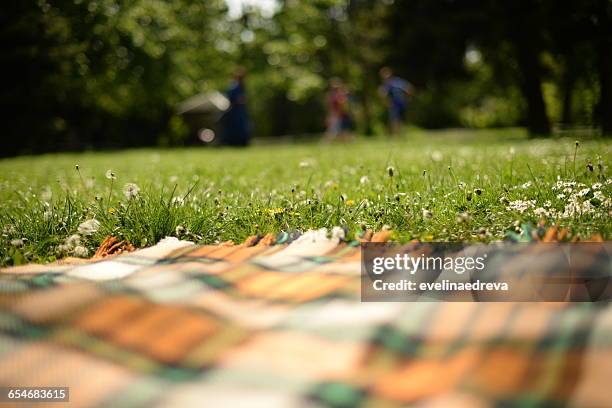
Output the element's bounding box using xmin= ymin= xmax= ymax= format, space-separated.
xmin=345 ymin=199 xmax=355 ymax=206
xmin=123 ymin=183 xmax=140 ymax=200
xmin=78 ymin=219 xmax=100 ymax=235
xmin=360 ymin=176 xmax=370 ymax=184
xmin=41 ymin=187 xmax=52 ymax=202
xmin=65 ymin=234 xmax=81 ymax=247
xmin=2 ymin=224 xmax=16 ymax=236
xmin=477 ymin=227 xmax=488 ymax=237
xmin=72 ymin=245 xmax=89 ymax=258
xmin=455 ymin=212 xmax=471 ymax=223
xmin=105 ymin=170 xmax=116 ymax=180
xmin=324 ymin=180 xmax=335 ymax=188
xmin=10 ymin=238 xmax=24 ymax=247
xmin=171 ymin=196 xmax=185 ymax=206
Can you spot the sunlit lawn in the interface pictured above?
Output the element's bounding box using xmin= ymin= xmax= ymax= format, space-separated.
xmin=1 ymin=128 xmax=610 ymax=265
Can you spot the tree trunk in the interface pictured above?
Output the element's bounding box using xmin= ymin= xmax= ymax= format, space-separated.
xmin=598 ymin=0 xmax=612 ymax=135
xmin=516 ymin=44 xmax=551 ymax=136
xmin=561 ymin=67 xmax=574 ymax=125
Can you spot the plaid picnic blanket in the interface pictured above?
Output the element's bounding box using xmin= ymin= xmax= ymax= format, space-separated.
xmin=0 ymin=231 xmax=611 ymax=408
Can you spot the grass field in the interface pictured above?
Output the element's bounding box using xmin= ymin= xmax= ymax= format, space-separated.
xmin=1 ymin=128 xmax=610 ymax=266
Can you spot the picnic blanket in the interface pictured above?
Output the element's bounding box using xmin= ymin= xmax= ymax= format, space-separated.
xmin=0 ymin=231 xmax=611 ymax=408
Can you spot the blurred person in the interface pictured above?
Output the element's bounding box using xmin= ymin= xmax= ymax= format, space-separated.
xmin=325 ymin=78 xmax=354 ymax=142
xmin=379 ymin=67 xmax=414 ymax=135
xmin=222 ymin=68 xmax=252 ymax=146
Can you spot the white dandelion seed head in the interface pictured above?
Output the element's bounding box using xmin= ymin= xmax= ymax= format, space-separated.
xmin=2 ymin=224 xmax=16 ymax=236
xmin=78 ymin=219 xmax=100 ymax=235
xmin=171 ymin=196 xmax=184 ymax=206
xmin=65 ymin=234 xmax=81 ymax=248
xmin=41 ymin=188 xmax=53 ymax=202
xmin=10 ymin=238 xmax=24 ymax=247
xmin=123 ymin=183 xmax=141 ymax=200
xmin=72 ymin=245 xmax=89 ymax=258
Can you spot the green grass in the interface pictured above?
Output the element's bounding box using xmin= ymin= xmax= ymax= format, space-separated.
xmin=1 ymin=128 xmax=610 ymax=266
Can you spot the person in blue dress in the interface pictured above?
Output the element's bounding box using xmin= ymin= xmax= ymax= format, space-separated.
xmin=222 ymin=68 xmax=252 ymax=146
xmin=379 ymin=67 xmax=414 ymax=135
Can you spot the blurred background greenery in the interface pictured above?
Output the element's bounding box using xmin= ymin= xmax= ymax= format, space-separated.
xmin=1 ymin=0 xmax=611 ymax=156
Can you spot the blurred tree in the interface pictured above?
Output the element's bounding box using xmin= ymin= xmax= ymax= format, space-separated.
xmin=0 ymin=0 xmax=231 ymax=156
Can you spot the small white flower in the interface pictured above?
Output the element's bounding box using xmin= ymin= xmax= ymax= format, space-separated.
xmin=431 ymin=151 xmax=443 ymax=162
xmin=123 ymin=183 xmax=140 ymax=200
xmin=521 ymin=181 xmax=532 ymax=189
xmin=78 ymin=219 xmax=100 ymax=235
xmin=175 ymin=225 xmax=186 ymax=236
xmin=105 ymin=170 xmax=116 ymax=180
xmin=299 ymin=161 xmax=311 ymax=169
xmin=533 ymin=207 xmax=549 ymax=217
xmin=422 ymin=208 xmax=433 ymax=219
xmin=10 ymin=238 xmax=24 ymax=247
xmin=592 ymin=183 xmax=602 ymax=190
xmin=360 ymin=176 xmax=370 ymax=184
xmin=72 ymin=245 xmax=89 ymax=258
xmin=577 ymin=188 xmax=590 ymax=197
xmin=171 ymin=196 xmax=184 ymax=206
xmin=506 ymin=200 xmax=536 ymax=213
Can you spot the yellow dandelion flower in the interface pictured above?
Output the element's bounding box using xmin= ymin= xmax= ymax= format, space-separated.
xmin=345 ymin=199 xmax=355 ymax=206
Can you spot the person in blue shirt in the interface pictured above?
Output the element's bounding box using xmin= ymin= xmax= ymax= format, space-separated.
xmin=379 ymin=67 xmax=414 ymax=135
xmin=222 ymin=68 xmax=252 ymax=146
